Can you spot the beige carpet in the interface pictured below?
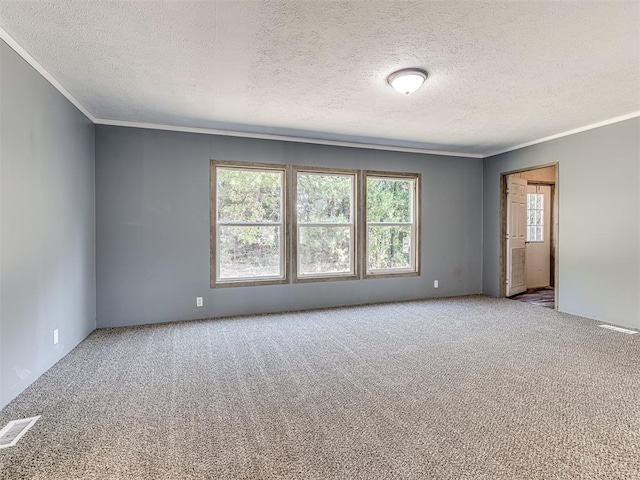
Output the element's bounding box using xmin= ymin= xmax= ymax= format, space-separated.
xmin=1 ymin=295 xmax=639 ymax=479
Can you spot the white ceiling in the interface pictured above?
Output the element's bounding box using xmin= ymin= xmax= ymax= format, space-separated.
xmin=1 ymin=1 xmax=639 ymax=156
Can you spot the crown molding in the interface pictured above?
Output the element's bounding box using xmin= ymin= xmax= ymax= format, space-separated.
xmin=0 ymin=27 xmax=96 ymax=122
xmin=94 ymin=119 xmax=484 ymax=158
xmin=484 ymin=111 xmax=640 ymax=158
xmin=3 ymin=26 xmax=637 ymax=160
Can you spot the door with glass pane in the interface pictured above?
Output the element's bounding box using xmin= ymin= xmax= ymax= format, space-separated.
xmin=525 ymin=184 xmax=551 ymax=288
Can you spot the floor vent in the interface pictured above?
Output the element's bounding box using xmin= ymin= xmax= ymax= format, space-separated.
xmin=599 ymin=325 xmax=638 ymax=335
xmin=0 ymin=416 xmax=40 ymax=449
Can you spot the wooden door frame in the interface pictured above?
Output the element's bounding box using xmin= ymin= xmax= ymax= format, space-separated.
xmin=499 ymin=163 xmax=559 ymax=309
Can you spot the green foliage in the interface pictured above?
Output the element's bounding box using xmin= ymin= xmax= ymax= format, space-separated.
xmin=217 ymin=168 xmax=282 ymax=223
xmin=367 ymin=226 xmax=411 ymax=270
xmin=366 ymin=178 xmax=414 ymax=270
xmin=299 ymin=226 xmax=351 ymax=274
xmin=216 ymin=168 xmax=415 ymax=277
xmin=219 ymin=226 xmax=281 ymax=279
xmin=297 ymin=173 xmax=352 ymax=223
xmin=296 ymin=173 xmax=353 ymax=274
xmin=217 ymin=167 xmax=283 ymax=278
xmin=366 ymin=178 xmax=411 ymax=223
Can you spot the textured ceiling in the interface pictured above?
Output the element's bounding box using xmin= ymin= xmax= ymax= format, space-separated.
xmin=1 ymin=0 xmax=639 ymax=155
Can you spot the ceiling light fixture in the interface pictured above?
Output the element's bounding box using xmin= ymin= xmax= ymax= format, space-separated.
xmin=387 ymin=68 xmax=428 ymax=95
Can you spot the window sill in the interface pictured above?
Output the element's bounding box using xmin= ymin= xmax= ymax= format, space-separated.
xmin=364 ymin=270 xmax=420 ymax=279
xmin=293 ymin=273 xmax=360 ymax=284
xmin=211 ymin=278 xmax=289 ymax=288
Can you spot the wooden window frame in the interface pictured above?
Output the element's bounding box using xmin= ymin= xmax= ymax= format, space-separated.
xmin=293 ymin=166 xmax=360 ymax=283
xmin=363 ymin=170 xmax=421 ymax=279
xmin=210 ymin=160 xmax=290 ymax=288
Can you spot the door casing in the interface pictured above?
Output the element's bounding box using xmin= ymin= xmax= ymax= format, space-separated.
xmin=499 ymin=163 xmax=559 ymax=309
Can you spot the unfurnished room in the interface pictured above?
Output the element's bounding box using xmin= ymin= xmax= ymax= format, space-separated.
xmin=0 ymin=1 xmax=639 ymax=479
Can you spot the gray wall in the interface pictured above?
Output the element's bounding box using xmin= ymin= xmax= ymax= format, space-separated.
xmin=0 ymin=41 xmax=96 ymax=409
xmin=483 ymin=118 xmax=640 ymax=329
xmin=95 ymin=126 xmax=483 ymax=327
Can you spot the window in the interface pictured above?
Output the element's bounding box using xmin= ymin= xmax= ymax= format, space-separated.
xmin=526 ymin=193 xmax=544 ymax=242
xmin=294 ymin=167 xmax=358 ymax=281
xmin=210 ymin=161 xmax=288 ymax=287
xmin=365 ymin=171 xmax=420 ymax=277
xmin=211 ymin=161 xmax=422 ymax=287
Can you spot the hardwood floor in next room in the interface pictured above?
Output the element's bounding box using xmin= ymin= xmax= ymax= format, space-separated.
xmin=510 ymin=286 xmax=555 ymax=309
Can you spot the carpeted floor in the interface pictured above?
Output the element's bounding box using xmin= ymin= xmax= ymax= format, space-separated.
xmin=1 ymin=295 xmax=639 ymax=479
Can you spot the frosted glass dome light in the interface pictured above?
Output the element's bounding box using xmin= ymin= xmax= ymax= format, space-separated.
xmin=387 ymin=68 xmax=428 ymax=95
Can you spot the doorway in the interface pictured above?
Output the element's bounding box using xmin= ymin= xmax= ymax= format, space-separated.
xmin=500 ymin=164 xmax=558 ymax=309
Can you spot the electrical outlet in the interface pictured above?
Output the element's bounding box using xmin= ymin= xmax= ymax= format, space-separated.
xmin=53 ymin=329 xmax=59 ymax=345
xmin=434 ymin=280 xmax=439 ymax=288
xmin=196 ymin=297 xmax=203 ymax=307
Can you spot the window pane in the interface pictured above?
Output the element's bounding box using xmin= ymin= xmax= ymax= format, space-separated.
xmin=367 ymin=178 xmax=412 ymax=223
xmin=217 ymin=168 xmax=282 ymax=223
xmin=526 ymin=193 xmax=544 ymax=242
xmin=219 ymin=226 xmax=281 ymax=279
xmin=368 ymin=226 xmax=412 ymax=271
xmin=297 ymin=173 xmax=352 ymax=223
xmin=299 ymin=226 xmax=351 ymax=275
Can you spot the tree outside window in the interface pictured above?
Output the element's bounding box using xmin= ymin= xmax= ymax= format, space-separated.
xmin=365 ymin=172 xmax=420 ymax=277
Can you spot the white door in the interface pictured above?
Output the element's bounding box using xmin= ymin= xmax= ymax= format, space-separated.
xmin=506 ymin=176 xmax=527 ymax=296
xmin=525 ymin=185 xmax=551 ymax=288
